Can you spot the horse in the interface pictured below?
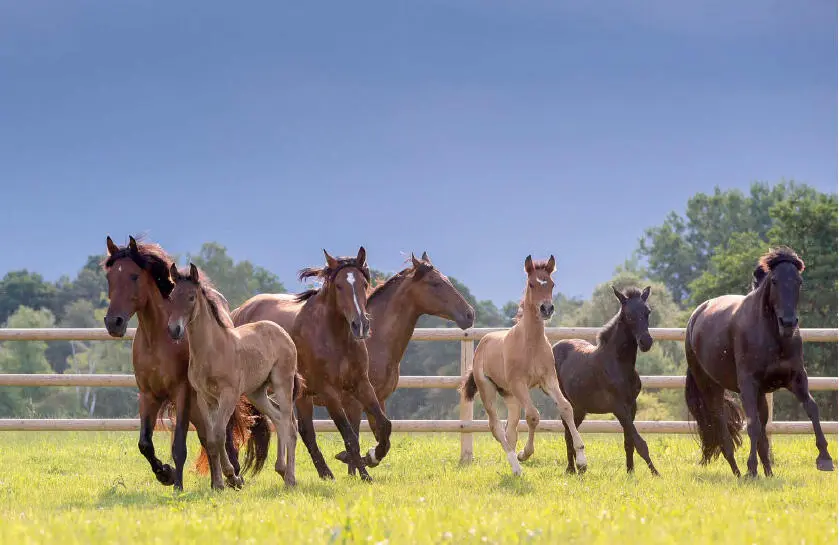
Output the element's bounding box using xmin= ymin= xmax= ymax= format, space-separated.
xmin=553 ymin=285 xmax=659 ymax=476
xmin=166 ymin=263 xmax=301 ymax=489
xmin=266 ymin=247 xmax=391 ymax=481
xmin=461 ymin=255 xmax=587 ymax=476
xmin=231 ymin=251 xmax=475 ymax=475
xmin=684 ymin=246 xmax=835 ymax=477
xmin=102 ymin=236 xmax=260 ymax=491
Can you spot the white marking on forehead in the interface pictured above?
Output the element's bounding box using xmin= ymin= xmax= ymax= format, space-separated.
xmin=117 ymin=265 xmax=122 ymax=272
xmin=537 ymin=278 xmax=548 ymax=286
xmin=347 ymin=272 xmax=362 ymax=316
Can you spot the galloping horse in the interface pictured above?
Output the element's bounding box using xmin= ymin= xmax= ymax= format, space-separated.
xmin=685 ymin=247 xmax=834 ymax=477
xmin=231 ymin=251 xmax=475 ymax=475
xmin=461 ymin=255 xmax=586 ymax=476
xmin=167 ymin=264 xmax=301 ymax=489
xmin=554 ymin=286 xmax=659 ymax=476
xmin=288 ymin=247 xmax=392 ymax=481
xmin=102 ymin=236 xmax=257 ymax=490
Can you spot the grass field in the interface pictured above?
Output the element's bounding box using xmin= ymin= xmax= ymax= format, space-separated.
xmin=0 ymin=431 xmax=835 ymax=544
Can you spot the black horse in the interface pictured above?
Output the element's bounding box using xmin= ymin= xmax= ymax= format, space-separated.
xmin=684 ymin=246 xmax=834 ymax=477
xmin=554 ymin=285 xmax=660 ymax=475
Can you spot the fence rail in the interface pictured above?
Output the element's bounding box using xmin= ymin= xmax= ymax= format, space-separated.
xmin=0 ymin=327 xmax=836 ymax=463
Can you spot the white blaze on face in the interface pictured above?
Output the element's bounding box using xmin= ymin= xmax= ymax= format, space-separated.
xmin=117 ymin=265 xmax=122 ymax=272
xmin=537 ymin=278 xmax=547 ymax=286
xmin=346 ymin=272 xmax=362 ymax=317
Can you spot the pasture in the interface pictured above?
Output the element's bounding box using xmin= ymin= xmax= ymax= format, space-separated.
xmin=0 ymin=432 xmax=835 ymax=544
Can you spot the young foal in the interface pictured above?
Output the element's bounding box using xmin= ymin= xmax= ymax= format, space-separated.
xmin=290 ymin=247 xmax=392 ymax=482
xmin=685 ymin=247 xmax=834 ymax=477
xmin=461 ymin=255 xmax=586 ymax=476
xmin=167 ymin=264 xmax=300 ymax=489
xmin=231 ymin=252 xmax=475 ymax=475
xmin=102 ymin=236 xmax=253 ymax=491
xmin=554 ymin=286 xmax=659 ymax=476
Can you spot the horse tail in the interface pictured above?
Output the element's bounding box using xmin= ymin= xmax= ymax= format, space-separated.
xmin=157 ymin=398 xmax=177 ymax=440
xmin=460 ymin=371 xmax=478 ymax=402
xmin=194 ymin=396 xmax=254 ymax=476
xmin=292 ymin=373 xmax=305 ymax=401
xmin=685 ymin=365 xmax=744 ymax=464
xmin=241 ymin=407 xmax=272 ymax=477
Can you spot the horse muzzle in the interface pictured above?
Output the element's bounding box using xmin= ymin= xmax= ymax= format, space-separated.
xmin=167 ymin=320 xmax=186 ymax=341
xmin=104 ymin=315 xmax=128 ymax=338
xmin=455 ymin=307 xmax=475 ymax=330
xmin=350 ymin=317 xmax=371 ymax=340
xmin=539 ymin=303 xmax=555 ymax=321
xmin=638 ymin=334 xmax=654 ymax=353
xmin=778 ymin=316 xmax=798 ymax=337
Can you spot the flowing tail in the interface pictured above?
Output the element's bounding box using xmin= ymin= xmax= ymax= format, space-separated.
xmin=460 ymin=371 xmax=478 ymax=401
xmin=685 ymin=366 xmax=744 ymax=464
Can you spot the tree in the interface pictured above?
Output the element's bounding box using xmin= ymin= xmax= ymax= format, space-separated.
xmin=187 ymin=243 xmax=285 ymax=308
xmin=0 ymin=271 xmax=57 ymax=325
xmin=0 ymin=307 xmax=56 ymax=416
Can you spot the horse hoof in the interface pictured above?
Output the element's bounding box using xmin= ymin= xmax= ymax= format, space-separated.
xmin=516 ymin=450 xmax=531 ymax=462
xmin=225 ymin=475 xmax=244 ymax=489
xmin=319 ymin=470 xmax=335 ymax=481
xmin=360 ymin=472 xmax=374 ymax=483
xmin=284 ymin=476 xmax=297 ymax=487
xmin=363 ymin=448 xmax=380 ymax=468
xmin=335 ymin=451 xmax=350 ymax=464
xmin=817 ymin=457 xmax=835 ymax=472
xmin=565 ymin=466 xmax=576 ymax=475
xmin=155 ymin=464 xmax=176 ymax=486
xmin=650 ymin=468 xmax=661 ymax=477
xmin=577 ymin=465 xmax=587 ymax=475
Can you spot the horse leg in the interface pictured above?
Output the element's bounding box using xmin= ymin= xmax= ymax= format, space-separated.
xmin=270 ymin=364 xmax=298 ymax=487
xmin=170 ymin=383 xmax=191 ymax=491
xmin=788 ymin=371 xmax=835 ymax=472
xmin=214 ymin=391 xmax=244 ymax=489
xmin=334 ymin=396 xmax=364 ymax=476
xmin=564 ymin=411 xmax=585 ymax=474
xmin=615 ymin=404 xmax=659 ymax=476
xmin=137 ymin=393 xmax=175 ymax=486
xmin=249 ymin=385 xmax=296 ymax=487
xmin=295 ymin=395 xmax=335 ymax=480
xmin=190 ymin=400 xmax=220 ymax=488
xmin=224 ymin=411 xmax=241 ymax=477
xmin=738 ymin=378 xmax=764 ymax=478
xmin=352 ymin=380 xmax=392 ymax=470
xmin=321 ymin=388 xmax=372 ymax=482
xmin=503 ymin=397 xmax=521 ymax=460
xmin=544 ymin=377 xmax=587 ymax=472
xmin=477 ymin=375 xmax=520 ymax=475
xmin=195 ymin=394 xmax=226 ymax=491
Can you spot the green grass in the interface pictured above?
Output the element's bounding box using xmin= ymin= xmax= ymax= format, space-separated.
xmin=0 ymin=432 xmax=835 ymax=544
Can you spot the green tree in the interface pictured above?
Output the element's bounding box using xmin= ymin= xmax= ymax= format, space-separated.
xmin=0 ymin=306 xmax=56 ymax=416
xmin=0 ymin=271 xmax=57 ymax=325
xmin=187 ymin=242 xmax=285 ymax=308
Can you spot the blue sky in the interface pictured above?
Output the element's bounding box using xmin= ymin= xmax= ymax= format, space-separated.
xmin=0 ymin=1 xmax=836 ymax=305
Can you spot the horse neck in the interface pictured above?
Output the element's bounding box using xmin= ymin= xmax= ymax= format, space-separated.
xmin=367 ymin=279 xmax=420 ymax=367
xmin=187 ymin=296 xmax=232 ymax=363
xmin=518 ymin=294 xmax=545 ymax=337
xmin=599 ymin=313 xmax=638 ymax=366
xmin=136 ymin=282 xmax=171 ymax=344
xmin=750 ymin=275 xmax=800 ymax=353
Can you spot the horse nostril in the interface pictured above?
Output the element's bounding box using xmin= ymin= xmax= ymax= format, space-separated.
xmin=114 ymin=316 xmax=124 ymax=328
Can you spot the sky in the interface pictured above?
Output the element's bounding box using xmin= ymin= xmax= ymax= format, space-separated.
xmin=0 ymin=1 xmax=836 ymax=306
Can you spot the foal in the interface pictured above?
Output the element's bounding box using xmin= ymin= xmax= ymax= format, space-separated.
xmin=167 ymin=264 xmax=300 ymax=489
xmin=554 ymin=286 xmax=659 ymax=475
xmin=461 ymin=255 xmax=586 ymax=476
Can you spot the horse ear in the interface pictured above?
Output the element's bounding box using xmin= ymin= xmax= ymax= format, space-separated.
xmin=411 ymin=252 xmax=422 ymax=269
xmin=524 ymin=255 xmax=534 ymax=274
xmin=356 ymin=246 xmax=367 ymax=267
xmin=421 ymin=251 xmax=431 ymax=264
xmin=547 ymin=255 xmax=556 ymax=273
xmin=641 ymin=285 xmax=651 ymax=301
xmin=189 ymin=263 xmax=200 ymax=283
xmin=323 ymin=249 xmax=338 ymax=269
xmin=612 ymin=285 xmax=628 ymax=304
xmin=169 ymin=263 xmax=179 ymax=280
xmin=106 ymin=236 xmax=119 ymax=256
xmin=128 ymin=236 xmax=139 ymax=254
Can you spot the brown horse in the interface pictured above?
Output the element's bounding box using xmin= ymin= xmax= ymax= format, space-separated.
xmin=231 ymin=251 xmax=475 ymax=475
xmin=554 ymin=286 xmax=659 ymax=476
xmin=461 ymin=255 xmax=586 ymax=476
xmin=167 ymin=264 xmax=301 ymax=489
xmin=289 ymin=247 xmax=392 ymax=481
xmin=685 ymin=247 xmax=835 ymax=477
xmin=102 ymin=236 xmax=259 ymax=491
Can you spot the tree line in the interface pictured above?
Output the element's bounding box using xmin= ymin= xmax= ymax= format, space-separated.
xmin=0 ymin=181 xmax=835 ymax=421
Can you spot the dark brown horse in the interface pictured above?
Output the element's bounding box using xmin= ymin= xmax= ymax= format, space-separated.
xmin=289 ymin=247 xmax=392 ymax=481
xmin=685 ymin=247 xmax=835 ymax=477
xmin=554 ymin=286 xmax=659 ymax=476
xmin=231 ymin=251 xmax=475 ymax=475
xmin=102 ymin=236 xmax=262 ymax=490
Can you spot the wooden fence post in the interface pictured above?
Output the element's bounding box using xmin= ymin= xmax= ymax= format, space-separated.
xmin=460 ymin=339 xmax=474 ymax=464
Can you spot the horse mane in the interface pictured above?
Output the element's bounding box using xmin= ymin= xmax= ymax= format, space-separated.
xmin=513 ymin=259 xmax=555 ymax=323
xmin=367 ymin=258 xmax=434 ymax=305
xmin=294 ymin=255 xmax=372 ymax=303
xmin=751 ymin=247 xmax=805 ymax=290
xmin=170 ymin=266 xmax=234 ymax=329
xmin=596 ymin=286 xmax=644 ymax=346
xmin=101 ymin=237 xmax=176 ymax=298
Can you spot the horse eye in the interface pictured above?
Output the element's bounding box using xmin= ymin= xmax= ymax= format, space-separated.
xmin=529 ymin=282 xmax=535 ymax=289
xmin=188 ymin=295 xmax=195 ymax=302
xmin=130 ymin=274 xmax=139 ymax=282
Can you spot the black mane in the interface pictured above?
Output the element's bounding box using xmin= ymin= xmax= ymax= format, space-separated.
xmin=102 ymin=238 xmax=176 ymax=298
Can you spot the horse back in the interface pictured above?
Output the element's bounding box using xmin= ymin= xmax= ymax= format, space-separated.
xmin=235 ymin=320 xmax=296 ymax=363
xmin=232 ymin=293 xmax=301 ymax=333
xmin=687 ymin=295 xmax=746 ymax=390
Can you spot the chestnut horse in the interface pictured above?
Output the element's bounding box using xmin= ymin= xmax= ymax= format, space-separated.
xmin=167 ymin=264 xmax=301 ymax=489
xmin=231 ymin=251 xmax=475 ymax=475
xmin=290 ymin=247 xmax=392 ymax=481
xmin=461 ymin=255 xmax=587 ymax=476
xmin=102 ymin=236 xmax=259 ymax=491
xmin=554 ymin=286 xmax=659 ymax=476
xmin=685 ymin=247 xmax=834 ymax=477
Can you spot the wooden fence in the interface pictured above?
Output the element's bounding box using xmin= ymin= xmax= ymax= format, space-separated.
xmin=0 ymin=327 xmax=836 ymax=462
